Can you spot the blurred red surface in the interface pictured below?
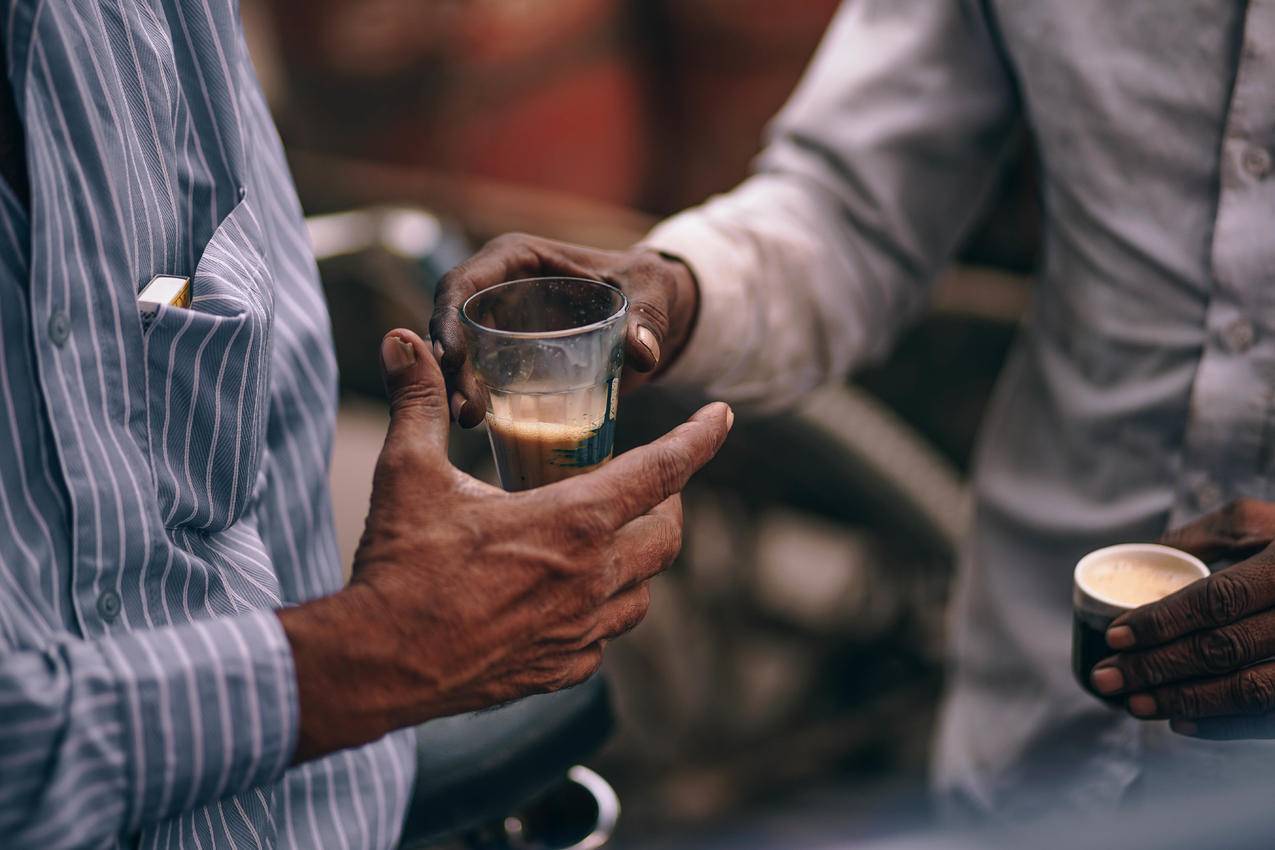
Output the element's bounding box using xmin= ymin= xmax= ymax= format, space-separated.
xmin=265 ymin=0 xmax=839 ymax=214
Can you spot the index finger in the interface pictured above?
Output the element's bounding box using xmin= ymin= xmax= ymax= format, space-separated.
xmin=429 ymin=234 xmax=596 ymax=373
xmin=430 ymin=236 xmax=602 ymax=427
xmin=1109 ymin=546 xmax=1275 ymax=650
xmin=428 ymin=241 xmax=533 ymax=373
xmin=553 ymin=402 xmax=732 ymax=528
xmin=609 ymin=494 xmax=684 ymax=591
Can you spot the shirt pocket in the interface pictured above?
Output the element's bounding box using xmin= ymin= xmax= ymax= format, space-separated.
xmin=142 ymin=199 xmax=275 ymax=532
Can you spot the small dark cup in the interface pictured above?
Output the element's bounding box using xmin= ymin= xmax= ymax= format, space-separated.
xmin=1072 ymin=544 xmax=1209 ymax=700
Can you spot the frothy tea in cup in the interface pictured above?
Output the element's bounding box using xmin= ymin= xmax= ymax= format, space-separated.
xmin=1080 ymin=557 xmax=1201 ymax=608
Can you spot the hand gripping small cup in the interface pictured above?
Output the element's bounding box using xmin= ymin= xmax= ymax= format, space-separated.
xmin=1072 ymin=543 xmax=1210 ymax=700
xmin=461 ymin=277 xmax=628 ymax=492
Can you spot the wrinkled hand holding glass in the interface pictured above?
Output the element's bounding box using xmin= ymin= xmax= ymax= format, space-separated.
xmin=430 ymin=234 xmax=699 ymax=427
xmin=1091 ymin=499 xmax=1275 ymax=739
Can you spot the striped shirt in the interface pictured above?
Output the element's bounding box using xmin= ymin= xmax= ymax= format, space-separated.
xmin=0 ymin=1 xmax=414 ymax=848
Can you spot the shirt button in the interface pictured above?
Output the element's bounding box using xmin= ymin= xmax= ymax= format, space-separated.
xmin=1242 ymin=145 xmax=1273 ymax=179
xmin=237 ymin=185 xmax=247 ymax=200
xmin=1222 ymin=318 xmax=1256 ymax=353
xmin=47 ymin=310 xmax=70 ymax=346
xmin=96 ymin=590 xmax=121 ymax=623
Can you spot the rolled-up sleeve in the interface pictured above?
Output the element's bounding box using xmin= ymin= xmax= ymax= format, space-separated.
xmin=644 ymin=0 xmax=1021 ymax=410
xmin=0 ymin=610 xmax=297 ymax=849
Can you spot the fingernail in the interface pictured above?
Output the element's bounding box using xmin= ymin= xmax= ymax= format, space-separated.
xmin=725 ymin=405 xmax=734 ymax=431
xmin=635 ymin=325 xmax=661 ymax=365
xmin=1106 ymin=625 xmax=1135 ymax=649
xmin=1170 ymin=719 xmax=1198 ymax=735
xmin=1128 ymin=694 xmax=1157 ymax=717
xmin=383 ymin=335 xmax=416 ymax=374
xmin=1091 ymin=666 xmax=1124 ymax=695
xmin=432 ymin=340 xmax=445 ymax=364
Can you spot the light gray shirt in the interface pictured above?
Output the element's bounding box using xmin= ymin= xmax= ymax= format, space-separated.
xmin=647 ymin=0 xmax=1273 ymax=814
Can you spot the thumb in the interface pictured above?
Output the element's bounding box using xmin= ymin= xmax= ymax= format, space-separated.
xmin=618 ymin=252 xmax=679 ymax=374
xmin=380 ymin=329 xmax=450 ymax=459
xmin=617 ymin=249 xmax=696 ymax=380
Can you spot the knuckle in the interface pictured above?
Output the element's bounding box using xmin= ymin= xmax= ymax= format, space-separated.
xmin=645 ymin=446 xmax=686 ymax=498
xmin=1229 ymin=498 xmax=1259 ymax=533
xmin=630 ymin=251 xmax=665 ymax=274
xmin=393 ymin=381 xmax=441 ymax=408
xmin=390 ymin=381 xmax=448 ymax=416
xmin=1237 ymin=668 xmax=1275 ymax=714
xmin=428 ymin=307 xmax=469 ymax=359
xmin=432 ymin=273 xmax=471 ymax=310
xmin=622 ymin=587 xmax=652 ymax=633
xmin=1197 ymin=628 xmax=1248 ymax=674
xmin=547 ymin=664 xmax=576 ymax=694
xmin=648 ymin=521 xmax=683 ymax=574
xmin=586 ymin=573 xmax=612 ymax=608
xmin=616 ymin=612 xmax=646 ymax=638
xmin=439 ymin=339 xmax=467 ymax=370
xmin=1168 ymin=684 xmax=1199 ymax=719
xmin=1205 ymin=572 xmax=1251 ymax=625
xmin=629 ymin=251 xmax=675 ymax=282
xmin=1125 ymin=651 xmax=1170 ymax=689
xmin=489 ymin=231 xmax=531 ymax=250
xmin=579 ymin=645 xmax=605 ymax=678
xmin=1146 ymin=602 xmax=1187 ymax=643
xmin=555 ymin=647 xmax=603 ymax=691
xmin=432 ymin=271 xmax=458 ymax=298
xmin=662 ymin=516 xmax=684 ymax=560
xmin=558 ymin=548 xmax=608 ymax=599
xmin=559 ymin=614 xmax=595 ymax=649
xmin=375 ymin=439 xmax=427 ymax=479
xmin=631 ymin=298 xmax=671 ymax=334
xmin=562 ymin=501 xmax=610 ymax=545
xmin=491 ymin=233 xmax=542 ymax=267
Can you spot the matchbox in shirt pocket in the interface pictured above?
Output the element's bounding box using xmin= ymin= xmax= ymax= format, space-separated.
xmin=141 ymin=199 xmax=276 ymax=533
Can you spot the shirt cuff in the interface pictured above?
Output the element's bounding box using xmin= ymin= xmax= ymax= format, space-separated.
xmin=89 ymin=610 xmax=299 ymax=831
xmin=640 ymin=209 xmax=759 ymax=392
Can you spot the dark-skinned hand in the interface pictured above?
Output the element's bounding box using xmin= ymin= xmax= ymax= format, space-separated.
xmin=429 ymin=234 xmax=699 ymax=426
xmin=278 ymin=329 xmax=731 ymax=761
xmin=1090 ymin=499 xmax=1275 ymax=739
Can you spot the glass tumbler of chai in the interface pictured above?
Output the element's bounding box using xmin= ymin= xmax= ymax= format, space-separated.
xmin=1072 ymin=543 xmax=1210 ymax=700
xmin=461 ymin=277 xmax=627 ymax=492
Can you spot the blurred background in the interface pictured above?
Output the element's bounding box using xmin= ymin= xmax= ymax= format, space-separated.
xmin=238 ymin=1 xmax=1039 ymax=846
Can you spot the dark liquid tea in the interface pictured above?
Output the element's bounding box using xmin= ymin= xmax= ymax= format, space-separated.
xmin=487 ymin=417 xmax=611 ymax=491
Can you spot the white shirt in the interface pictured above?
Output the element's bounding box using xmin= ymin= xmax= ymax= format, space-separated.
xmin=646 ymin=0 xmax=1275 ymax=815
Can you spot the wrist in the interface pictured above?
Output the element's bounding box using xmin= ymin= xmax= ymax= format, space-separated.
xmin=277 ymin=584 xmax=420 ymax=763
